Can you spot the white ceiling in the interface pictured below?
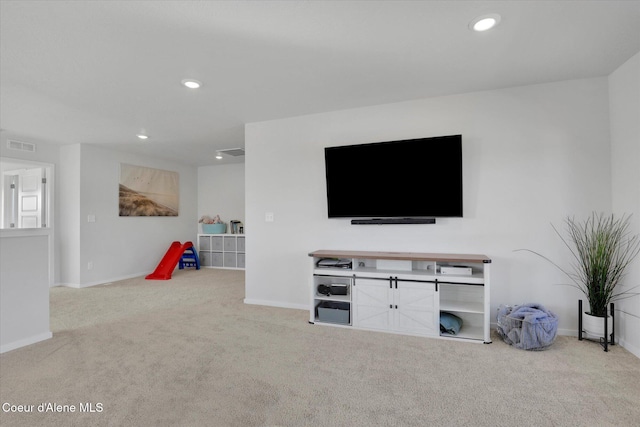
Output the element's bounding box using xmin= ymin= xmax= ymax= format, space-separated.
xmin=1 ymin=1 xmax=639 ymax=166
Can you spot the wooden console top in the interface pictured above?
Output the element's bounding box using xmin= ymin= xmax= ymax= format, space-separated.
xmin=308 ymin=250 xmax=490 ymax=263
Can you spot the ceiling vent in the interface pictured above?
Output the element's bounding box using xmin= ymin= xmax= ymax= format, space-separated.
xmin=7 ymin=139 xmax=36 ymax=152
xmin=218 ymin=148 xmax=245 ymax=157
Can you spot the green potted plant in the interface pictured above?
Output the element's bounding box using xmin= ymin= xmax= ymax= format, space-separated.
xmin=521 ymin=212 xmax=639 ymax=338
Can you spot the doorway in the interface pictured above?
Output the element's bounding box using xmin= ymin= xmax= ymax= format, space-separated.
xmin=1 ymin=158 xmax=52 ymax=229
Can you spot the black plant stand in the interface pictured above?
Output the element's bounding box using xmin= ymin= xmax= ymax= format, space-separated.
xmin=578 ymin=300 xmax=615 ymax=352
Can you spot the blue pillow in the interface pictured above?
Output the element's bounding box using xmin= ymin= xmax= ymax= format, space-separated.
xmin=440 ymin=312 xmax=463 ymax=335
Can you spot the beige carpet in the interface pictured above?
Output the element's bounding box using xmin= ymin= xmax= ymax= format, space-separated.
xmin=1 ymin=268 xmax=640 ymax=427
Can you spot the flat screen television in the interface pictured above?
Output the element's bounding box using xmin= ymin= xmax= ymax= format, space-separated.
xmin=324 ymin=134 xmax=462 ymax=219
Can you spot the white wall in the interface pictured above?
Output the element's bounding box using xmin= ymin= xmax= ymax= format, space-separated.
xmin=609 ymin=52 xmax=640 ymax=357
xmin=0 ymin=230 xmax=52 ymax=353
xmin=59 ymin=144 xmax=81 ymax=285
xmin=198 ymin=163 xmax=245 ymax=232
xmin=59 ymin=143 xmax=198 ymax=287
xmin=0 ymin=132 xmax=61 ymax=166
xmin=245 ymin=77 xmax=612 ymax=336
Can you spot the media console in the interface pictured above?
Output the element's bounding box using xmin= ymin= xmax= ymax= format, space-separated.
xmin=309 ymin=250 xmax=492 ymax=343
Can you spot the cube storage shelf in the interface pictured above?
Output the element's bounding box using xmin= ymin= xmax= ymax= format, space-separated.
xmin=198 ymin=234 xmax=245 ymax=270
xmin=309 ymin=250 xmax=492 ymax=343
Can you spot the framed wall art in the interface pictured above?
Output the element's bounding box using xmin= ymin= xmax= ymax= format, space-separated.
xmin=119 ymin=164 xmax=179 ymax=216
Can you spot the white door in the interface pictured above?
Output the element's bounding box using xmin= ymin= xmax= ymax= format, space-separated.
xmin=352 ymin=278 xmax=393 ymax=330
xmin=395 ymin=281 xmax=438 ymax=336
xmin=1 ymin=168 xmax=44 ymax=228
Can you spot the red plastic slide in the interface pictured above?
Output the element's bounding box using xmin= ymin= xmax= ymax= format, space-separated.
xmin=145 ymin=241 xmax=195 ymax=280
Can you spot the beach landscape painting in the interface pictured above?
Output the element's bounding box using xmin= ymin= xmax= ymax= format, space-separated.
xmin=119 ymin=164 xmax=179 ymax=216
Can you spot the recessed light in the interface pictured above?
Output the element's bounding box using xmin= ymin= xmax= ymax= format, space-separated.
xmin=469 ymin=14 xmax=501 ymax=32
xmin=181 ymin=79 xmax=202 ymax=89
xmin=215 ymin=152 xmax=223 ymax=160
xmin=136 ymin=134 xmax=149 ymax=140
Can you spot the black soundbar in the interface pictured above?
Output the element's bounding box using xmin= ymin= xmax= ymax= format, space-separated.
xmin=351 ymin=218 xmax=436 ymax=225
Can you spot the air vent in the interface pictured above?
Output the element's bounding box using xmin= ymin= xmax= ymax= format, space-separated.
xmin=218 ymin=148 xmax=245 ymax=157
xmin=7 ymin=139 xmax=36 ymax=152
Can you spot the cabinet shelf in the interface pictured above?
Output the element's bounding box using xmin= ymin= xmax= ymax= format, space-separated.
xmin=440 ymin=299 xmax=484 ymax=314
xmin=312 ymin=274 xmax=352 ymax=325
xmin=314 ymin=294 xmax=350 ymax=303
xmin=441 ymin=324 xmax=484 ymax=341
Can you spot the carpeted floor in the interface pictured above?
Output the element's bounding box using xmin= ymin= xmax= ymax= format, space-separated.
xmin=1 ymin=268 xmax=639 ymax=426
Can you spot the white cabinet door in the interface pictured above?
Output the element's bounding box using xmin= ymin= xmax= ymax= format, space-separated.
xmin=353 ymin=278 xmax=393 ymax=330
xmin=395 ymin=281 xmax=438 ymax=336
xmin=353 ymin=277 xmax=437 ymax=336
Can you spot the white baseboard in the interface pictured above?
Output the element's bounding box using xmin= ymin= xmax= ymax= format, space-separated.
xmin=618 ymin=338 xmax=640 ymax=359
xmin=244 ymin=298 xmax=307 ymax=311
xmin=556 ymin=327 xmax=578 ymax=337
xmin=56 ymin=272 xmax=149 ymax=288
xmin=1 ymin=331 xmax=53 ymax=354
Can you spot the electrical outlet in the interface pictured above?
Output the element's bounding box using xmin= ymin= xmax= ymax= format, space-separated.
xmin=87 ymin=261 xmax=93 ymax=270
xmin=265 ymin=212 xmax=274 ymax=222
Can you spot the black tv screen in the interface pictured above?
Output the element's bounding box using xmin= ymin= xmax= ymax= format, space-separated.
xmin=325 ymin=135 xmax=463 ymax=218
